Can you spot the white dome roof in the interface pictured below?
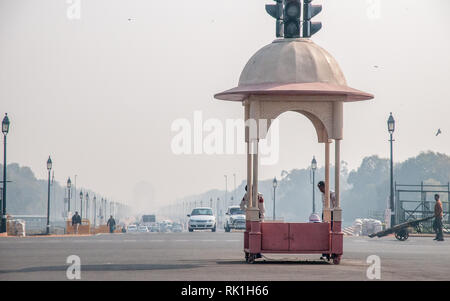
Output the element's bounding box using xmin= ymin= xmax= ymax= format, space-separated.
xmin=239 ymin=38 xmax=347 ymax=86
xmin=215 ymin=38 xmax=373 ymax=102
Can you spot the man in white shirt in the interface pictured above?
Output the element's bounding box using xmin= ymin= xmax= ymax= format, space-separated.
xmin=317 ymin=181 xmax=336 ymax=221
xmin=240 ymin=185 xmax=265 ymax=220
xmin=240 ymin=185 xmax=265 ymax=260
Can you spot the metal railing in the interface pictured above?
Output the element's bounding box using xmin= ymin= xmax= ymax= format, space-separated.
xmin=395 ymin=182 xmax=450 ymax=233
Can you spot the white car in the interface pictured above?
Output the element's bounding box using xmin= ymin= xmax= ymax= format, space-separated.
xmin=187 ymin=207 xmax=216 ymax=232
xmin=138 ymin=225 xmax=149 ymax=232
xmin=225 ymin=206 xmax=246 ymax=232
xmin=127 ymin=224 xmax=138 ymax=232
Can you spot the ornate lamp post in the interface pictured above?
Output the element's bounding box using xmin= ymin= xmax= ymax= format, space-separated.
xmin=1 ymin=113 xmax=10 ymax=233
xmin=105 ymin=199 xmax=108 ymax=219
xmin=311 ymin=156 xmax=317 ymax=213
xmin=387 ymin=112 xmax=396 ymax=226
xmin=80 ymin=191 xmax=83 ymax=219
xmin=105 ymin=198 xmax=108 ymax=222
xmin=67 ymin=177 xmax=72 ymax=213
xmin=101 ymin=198 xmax=104 ymax=223
xmin=216 ymin=197 xmax=220 ymax=227
xmin=74 ymin=175 xmax=77 ymax=211
xmin=85 ymin=192 xmax=89 ymax=222
xmin=46 ymin=156 xmax=52 ymax=235
xmin=93 ymin=195 xmax=97 ymax=227
xmin=272 ymin=177 xmax=278 ymax=220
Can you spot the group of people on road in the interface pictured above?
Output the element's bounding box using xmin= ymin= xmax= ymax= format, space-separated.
xmin=71 ymin=212 xmax=117 ymax=234
xmin=239 ymin=180 xmax=335 ymax=261
xmin=239 ymin=182 xmax=445 ymax=242
xmin=239 ymin=180 xmax=336 ymax=223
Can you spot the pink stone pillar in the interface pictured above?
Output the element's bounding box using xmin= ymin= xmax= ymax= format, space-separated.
xmin=249 ymin=221 xmax=262 ymax=254
xmin=244 ymin=101 xmax=252 ymax=251
xmin=323 ymin=141 xmax=332 ymax=222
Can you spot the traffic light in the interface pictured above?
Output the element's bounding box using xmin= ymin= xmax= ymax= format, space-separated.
xmin=265 ymin=0 xmax=284 ymax=38
xmin=303 ymin=0 xmax=322 ymax=38
xmin=284 ymin=0 xmax=301 ymax=38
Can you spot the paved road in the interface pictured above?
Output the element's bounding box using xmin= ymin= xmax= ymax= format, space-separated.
xmin=0 ymin=232 xmax=449 ymax=280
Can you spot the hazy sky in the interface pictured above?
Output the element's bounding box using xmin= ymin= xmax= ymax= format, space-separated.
xmin=1 ymin=0 xmax=449 ymax=211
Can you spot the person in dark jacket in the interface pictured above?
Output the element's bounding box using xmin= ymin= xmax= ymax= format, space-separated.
xmin=71 ymin=211 xmax=82 ymax=234
xmin=107 ymin=216 xmax=116 ymax=234
xmin=434 ymin=194 xmax=444 ymax=241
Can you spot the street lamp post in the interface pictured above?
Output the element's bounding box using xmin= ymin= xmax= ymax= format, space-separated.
xmin=272 ymin=177 xmax=278 ymax=221
xmin=67 ymin=177 xmax=72 ymax=213
xmin=1 ymin=113 xmax=10 ymax=233
xmin=93 ymin=195 xmax=96 ymax=227
xmin=80 ymin=191 xmax=83 ymax=220
xmin=216 ymin=197 xmax=220 ymax=227
xmin=101 ymin=198 xmax=104 ymax=223
xmin=46 ymin=156 xmax=52 ymax=235
xmin=311 ymin=156 xmax=317 ymax=213
xmin=86 ymin=192 xmax=90 ymax=222
xmin=104 ymin=199 xmax=107 ymax=222
xmin=388 ymin=112 xmax=396 ymax=227
xmin=103 ymin=198 xmax=106 ymax=223
xmin=74 ymin=175 xmax=77 ymax=211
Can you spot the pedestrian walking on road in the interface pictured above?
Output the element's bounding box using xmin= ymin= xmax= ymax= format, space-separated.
xmin=434 ymin=194 xmax=444 ymax=241
xmin=107 ymin=215 xmax=116 ymax=234
xmin=71 ymin=211 xmax=82 ymax=234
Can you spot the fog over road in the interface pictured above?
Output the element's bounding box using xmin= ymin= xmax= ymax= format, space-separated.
xmin=0 ymin=232 xmax=449 ymax=281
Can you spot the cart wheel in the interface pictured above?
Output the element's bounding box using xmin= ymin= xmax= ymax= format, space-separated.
xmin=395 ymin=229 xmax=409 ymax=241
xmin=321 ymin=253 xmax=331 ymax=261
xmin=332 ymin=255 xmax=341 ymax=265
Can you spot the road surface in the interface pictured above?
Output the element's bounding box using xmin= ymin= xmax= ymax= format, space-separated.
xmin=0 ymin=231 xmax=449 ymax=280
